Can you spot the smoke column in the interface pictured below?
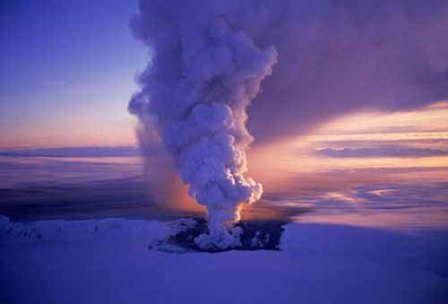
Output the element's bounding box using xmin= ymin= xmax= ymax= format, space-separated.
xmin=129 ymin=0 xmax=277 ymax=248
xmin=129 ymin=0 xmax=448 ymax=247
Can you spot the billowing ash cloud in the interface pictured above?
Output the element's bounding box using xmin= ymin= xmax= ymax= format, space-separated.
xmin=245 ymin=0 xmax=448 ymax=141
xmin=129 ymin=0 xmax=448 ymax=247
xmin=129 ymin=0 xmax=276 ymax=248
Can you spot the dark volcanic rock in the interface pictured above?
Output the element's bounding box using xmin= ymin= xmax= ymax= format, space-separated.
xmin=151 ymin=218 xmax=286 ymax=253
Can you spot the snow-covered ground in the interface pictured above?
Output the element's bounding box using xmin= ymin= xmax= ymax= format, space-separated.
xmin=1 ymin=216 xmax=447 ymax=304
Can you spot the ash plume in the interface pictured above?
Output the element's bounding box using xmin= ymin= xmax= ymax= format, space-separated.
xmin=129 ymin=0 xmax=276 ymax=248
xmin=129 ymin=0 xmax=448 ymax=248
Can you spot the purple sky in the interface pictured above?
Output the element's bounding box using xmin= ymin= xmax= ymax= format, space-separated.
xmin=0 ymin=0 xmax=145 ymax=147
xmin=1 ymin=0 xmax=447 ymax=148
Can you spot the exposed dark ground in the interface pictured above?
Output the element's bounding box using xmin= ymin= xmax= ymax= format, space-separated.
xmin=153 ymin=218 xmax=287 ymax=252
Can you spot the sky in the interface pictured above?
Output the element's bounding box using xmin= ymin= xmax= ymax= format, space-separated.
xmin=0 ymin=0 xmax=145 ymax=148
xmin=249 ymin=101 xmax=448 ymax=181
xmin=1 ymin=0 xmax=448 ymax=151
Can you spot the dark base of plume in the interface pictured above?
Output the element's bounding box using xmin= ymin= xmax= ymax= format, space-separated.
xmin=149 ymin=218 xmax=286 ymax=253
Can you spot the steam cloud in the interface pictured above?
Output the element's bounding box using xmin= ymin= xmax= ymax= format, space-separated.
xmin=129 ymin=0 xmax=277 ymax=248
xmin=129 ymin=0 xmax=448 ymax=248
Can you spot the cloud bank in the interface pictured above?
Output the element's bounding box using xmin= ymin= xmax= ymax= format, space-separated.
xmin=318 ymin=147 xmax=448 ymax=158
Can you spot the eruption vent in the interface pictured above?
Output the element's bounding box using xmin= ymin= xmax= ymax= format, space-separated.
xmin=129 ymin=1 xmax=277 ymax=248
